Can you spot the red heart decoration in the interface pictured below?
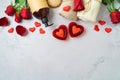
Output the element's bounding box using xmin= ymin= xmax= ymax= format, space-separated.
xmin=39 ymin=28 xmax=46 ymax=34
xmin=52 ymin=25 xmax=68 ymax=40
xmin=29 ymin=27 xmax=36 ymax=32
xmin=98 ymin=20 xmax=106 ymax=26
xmin=63 ymin=5 xmax=71 ymax=12
xmin=105 ymin=27 xmax=112 ymax=33
xmin=94 ymin=25 xmax=100 ymax=32
xmin=34 ymin=22 xmax=41 ymax=27
xmin=69 ymin=22 xmax=84 ymax=37
xmin=8 ymin=27 xmax=14 ymax=33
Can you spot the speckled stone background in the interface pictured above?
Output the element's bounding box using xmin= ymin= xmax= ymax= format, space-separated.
xmin=0 ymin=0 xmax=120 ymax=80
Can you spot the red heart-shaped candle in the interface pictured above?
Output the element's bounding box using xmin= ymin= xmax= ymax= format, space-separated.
xmin=52 ymin=25 xmax=68 ymax=40
xmin=69 ymin=22 xmax=84 ymax=37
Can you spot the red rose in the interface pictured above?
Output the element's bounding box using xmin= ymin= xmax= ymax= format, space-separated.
xmin=110 ymin=11 xmax=120 ymax=24
xmin=20 ymin=8 xmax=32 ymax=19
xmin=5 ymin=5 xmax=16 ymax=16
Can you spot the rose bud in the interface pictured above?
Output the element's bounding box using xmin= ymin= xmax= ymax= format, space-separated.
xmin=15 ymin=13 xmax=22 ymax=23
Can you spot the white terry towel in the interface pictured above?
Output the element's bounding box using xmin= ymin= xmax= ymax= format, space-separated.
xmin=77 ymin=0 xmax=102 ymax=22
xmin=58 ymin=0 xmax=78 ymax=20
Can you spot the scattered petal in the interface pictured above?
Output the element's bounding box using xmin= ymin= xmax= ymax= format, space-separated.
xmin=0 ymin=17 xmax=9 ymax=27
xmin=16 ymin=25 xmax=28 ymax=36
xmin=94 ymin=25 xmax=100 ymax=32
xmin=98 ymin=20 xmax=106 ymax=26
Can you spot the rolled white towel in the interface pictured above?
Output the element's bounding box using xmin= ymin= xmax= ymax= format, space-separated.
xmin=77 ymin=0 xmax=102 ymax=22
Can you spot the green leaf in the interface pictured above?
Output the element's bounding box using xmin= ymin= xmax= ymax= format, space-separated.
xmin=107 ymin=0 xmax=114 ymax=4
xmin=15 ymin=0 xmax=19 ymax=3
xmin=102 ymin=0 xmax=107 ymax=5
xmin=102 ymin=0 xmax=114 ymax=5
xmin=15 ymin=0 xmax=25 ymax=5
xmin=107 ymin=7 xmax=111 ymax=12
xmin=19 ymin=0 xmax=25 ymax=5
xmin=118 ymin=0 xmax=120 ymax=3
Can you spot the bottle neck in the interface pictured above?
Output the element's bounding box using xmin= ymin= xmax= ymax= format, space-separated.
xmin=41 ymin=17 xmax=53 ymax=27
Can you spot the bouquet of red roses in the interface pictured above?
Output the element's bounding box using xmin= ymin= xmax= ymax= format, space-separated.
xmin=5 ymin=0 xmax=32 ymax=23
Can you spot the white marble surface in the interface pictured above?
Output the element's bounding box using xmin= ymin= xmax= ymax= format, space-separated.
xmin=0 ymin=0 xmax=120 ymax=80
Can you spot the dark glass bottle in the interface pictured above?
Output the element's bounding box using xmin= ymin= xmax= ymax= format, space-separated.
xmin=27 ymin=0 xmax=53 ymax=27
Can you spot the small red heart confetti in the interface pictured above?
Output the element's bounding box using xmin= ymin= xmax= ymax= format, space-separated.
xmin=52 ymin=25 xmax=68 ymax=40
xmin=39 ymin=28 xmax=46 ymax=34
xmin=63 ymin=5 xmax=71 ymax=12
xmin=34 ymin=22 xmax=41 ymax=27
xmin=8 ymin=27 xmax=14 ymax=33
xmin=69 ymin=22 xmax=84 ymax=37
xmin=98 ymin=20 xmax=106 ymax=26
xmin=94 ymin=25 xmax=100 ymax=32
xmin=105 ymin=27 xmax=112 ymax=33
xmin=29 ymin=27 xmax=36 ymax=32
